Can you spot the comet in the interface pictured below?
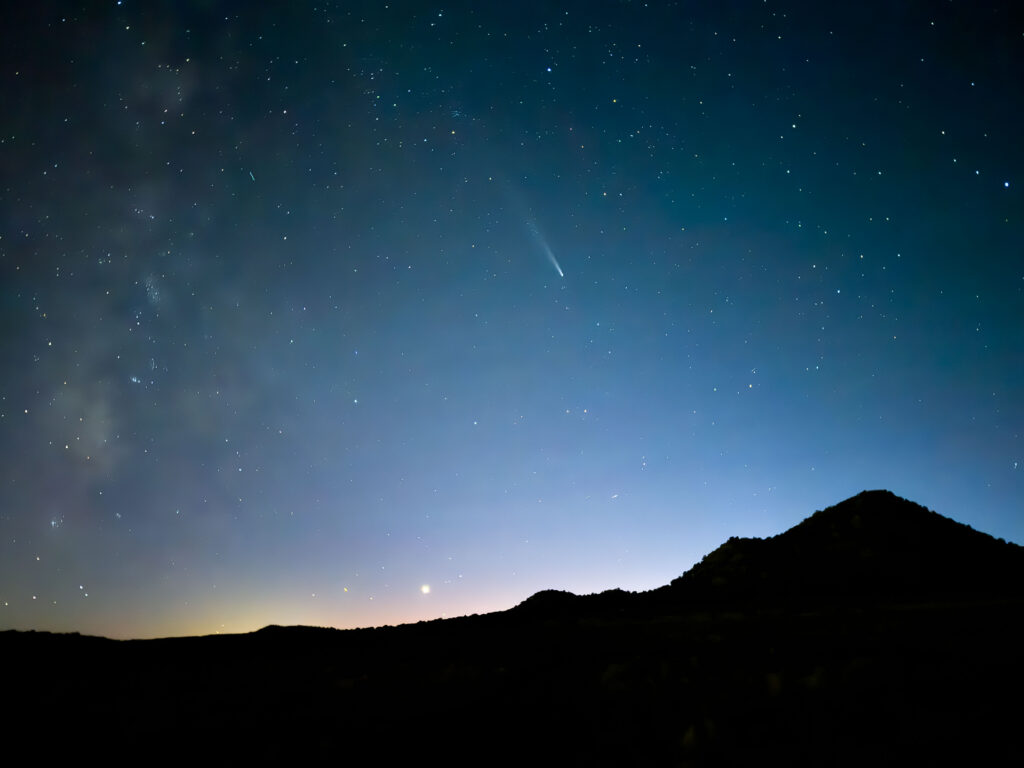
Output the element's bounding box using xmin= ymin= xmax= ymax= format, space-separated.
xmin=541 ymin=240 xmax=564 ymax=278
xmin=526 ymin=220 xmax=564 ymax=278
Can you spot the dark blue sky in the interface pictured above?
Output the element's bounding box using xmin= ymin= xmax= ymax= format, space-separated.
xmin=2 ymin=1 xmax=1021 ymax=638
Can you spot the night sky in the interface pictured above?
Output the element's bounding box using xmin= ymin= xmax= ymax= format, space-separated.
xmin=2 ymin=1 xmax=1021 ymax=639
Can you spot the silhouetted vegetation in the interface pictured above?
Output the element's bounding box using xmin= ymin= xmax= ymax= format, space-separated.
xmin=5 ymin=490 xmax=1023 ymax=764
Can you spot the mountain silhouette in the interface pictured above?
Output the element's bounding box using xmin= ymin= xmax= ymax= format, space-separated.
xmin=4 ymin=490 xmax=1023 ymax=765
xmin=662 ymin=489 xmax=1024 ymax=602
xmin=509 ymin=489 xmax=1024 ymax=619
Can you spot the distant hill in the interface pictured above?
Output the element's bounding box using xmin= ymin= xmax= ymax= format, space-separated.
xmin=511 ymin=489 xmax=1024 ymax=618
xmin=663 ymin=489 xmax=1024 ymax=602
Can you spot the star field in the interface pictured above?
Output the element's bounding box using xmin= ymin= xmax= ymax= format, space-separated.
xmin=1 ymin=1 xmax=1021 ymax=638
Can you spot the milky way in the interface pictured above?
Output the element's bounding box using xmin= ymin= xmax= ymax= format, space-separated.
xmin=1 ymin=1 xmax=1021 ymax=638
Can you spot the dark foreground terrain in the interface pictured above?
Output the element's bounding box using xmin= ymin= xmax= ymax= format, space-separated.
xmin=6 ymin=491 xmax=1024 ymax=765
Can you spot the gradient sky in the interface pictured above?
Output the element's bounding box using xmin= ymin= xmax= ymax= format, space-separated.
xmin=2 ymin=1 xmax=1021 ymax=639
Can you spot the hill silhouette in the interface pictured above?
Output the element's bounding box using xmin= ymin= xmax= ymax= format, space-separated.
xmin=663 ymin=489 xmax=1024 ymax=602
xmin=4 ymin=490 xmax=1023 ymax=765
xmin=507 ymin=489 xmax=1024 ymax=619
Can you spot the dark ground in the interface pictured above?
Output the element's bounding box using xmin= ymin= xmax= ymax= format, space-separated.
xmin=7 ymin=491 xmax=1024 ymax=765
